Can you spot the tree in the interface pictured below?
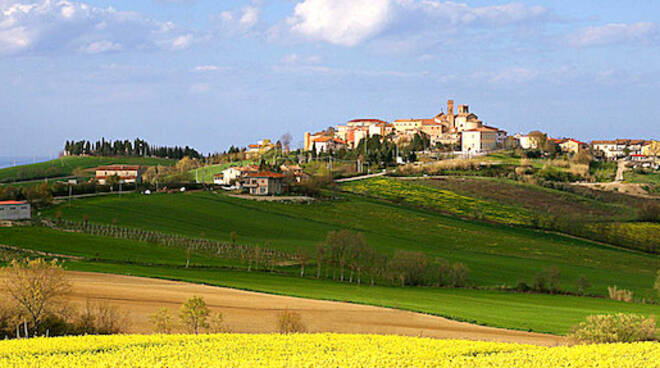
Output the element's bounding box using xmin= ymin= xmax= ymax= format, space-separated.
xmin=450 ymin=262 xmax=469 ymax=287
xmin=654 ymin=269 xmax=660 ymax=297
xmin=208 ymin=312 xmax=230 ymax=333
xmin=150 ymin=307 xmax=175 ymax=334
xmin=277 ymin=310 xmax=306 ymax=334
xmin=296 ymin=247 xmax=308 ymax=277
xmin=575 ymin=274 xmax=591 ymax=296
xmin=179 ymin=296 xmax=209 ymax=334
xmin=1 ymin=258 xmax=71 ymax=337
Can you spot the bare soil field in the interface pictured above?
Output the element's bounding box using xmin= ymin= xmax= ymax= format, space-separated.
xmin=8 ymin=271 xmax=566 ymax=346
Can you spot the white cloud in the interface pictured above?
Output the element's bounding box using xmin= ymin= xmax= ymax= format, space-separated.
xmin=0 ymin=0 xmax=194 ymax=56
xmin=214 ymin=4 xmax=260 ymax=35
xmin=80 ymin=40 xmax=122 ymax=54
xmin=282 ymin=53 xmax=321 ymax=65
xmin=570 ymin=22 xmax=658 ymax=47
xmin=193 ymin=65 xmax=230 ymax=72
xmin=287 ymin=0 xmax=392 ymax=46
xmin=285 ymin=0 xmax=550 ymax=47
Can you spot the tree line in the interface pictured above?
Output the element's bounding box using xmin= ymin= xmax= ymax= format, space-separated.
xmin=64 ymin=138 xmax=201 ymax=159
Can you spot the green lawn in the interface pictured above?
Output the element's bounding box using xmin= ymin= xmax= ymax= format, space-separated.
xmin=66 ymin=261 xmax=660 ymax=335
xmin=38 ymin=191 xmax=659 ymax=297
xmin=0 ymin=156 xmax=176 ymax=183
xmin=189 ymin=161 xmax=255 ymax=183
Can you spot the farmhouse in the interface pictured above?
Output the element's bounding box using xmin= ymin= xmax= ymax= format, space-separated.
xmin=310 ymin=136 xmax=347 ymax=154
xmin=592 ymin=139 xmax=647 ymax=159
xmin=241 ymin=171 xmax=287 ymax=196
xmin=280 ymin=164 xmax=307 ymax=182
xmin=0 ymin=201 xmax=31 ymax=221
xmin=95 ymin=165 xmax=142 ymax=185
xmin=214 ymin=165 xmax=259 ymax=185
xmin=246 ymin=140 xmax=275 ymax=159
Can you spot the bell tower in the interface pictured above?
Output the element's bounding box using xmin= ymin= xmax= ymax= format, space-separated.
xmin=447 ymin=99 xmax=455 ymax=129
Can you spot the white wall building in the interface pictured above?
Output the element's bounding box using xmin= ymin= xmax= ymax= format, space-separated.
xmin=0 ymin=201 xmax=31 ymax=221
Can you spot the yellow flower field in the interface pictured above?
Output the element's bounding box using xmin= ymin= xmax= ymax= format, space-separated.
xmin=1 ymin=334 xmax=658 ymax=368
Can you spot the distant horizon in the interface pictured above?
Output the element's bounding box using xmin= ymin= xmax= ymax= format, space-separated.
xmin=2 ymin=0 xmax=659 ymax=157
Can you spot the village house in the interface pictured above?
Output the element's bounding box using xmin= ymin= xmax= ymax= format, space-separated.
xmin=592 ymin=139 xmax=647 ymax=159
xmin=0 ymin=201 xmax=31 ymax=221
xmin=310 ymin=136 xmax=347 ymax=154
xmin=95 ymin=165 xmax=142 ymax=185
xmin=214 ymin=165 xmax=259 ymax=185
xmin=246 ymin=140 xmax=275 ymax=159
xmin=461 ymin=126 xmax=498 ymax=154
xmin=280 ymin=164 xmax=307 ymax=182
xmin=241 ymin=171 xmax=287 ymax=196
xmin=558 ymin=139 xmax=588 ymax=154
xmin=642 ymin=140 xmax=660 ymax=158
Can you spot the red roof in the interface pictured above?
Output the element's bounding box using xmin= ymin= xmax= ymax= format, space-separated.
xmin=462 ymin=126 xmax=498 ymax=132
xmin=348 ymin=119 xmax=388 ymax=124
xmin=312 ymin=137 xmax=346 ymax=144
xmin=96 ymin=165 xmax=140 ymax=171
xmin=561 ymin=138 xmax=587 ymax=146
xmin=245 ymin=171 xmax=287 ymax=179
xmin=0 ymin=201 xmax=28 ymax=205
xmin=631 ymin=154 xmax=647 ymax=157
xmin=96 ymin=175 xmax=138 ymax=180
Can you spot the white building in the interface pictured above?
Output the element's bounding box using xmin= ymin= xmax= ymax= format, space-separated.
xmin=95 ymin=165 xmax=142 ymax=185
xmin=0 ymin=201 xmax=31 ymax=221
xmin=215 ymin=165 xmax=259 ymax=185
xmin=462 ymin=127 xmax=498 ymax=154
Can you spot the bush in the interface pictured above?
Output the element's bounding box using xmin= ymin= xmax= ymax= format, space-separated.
xmin=277 ymin=310 xmax=306 ymax=334
xmin=150 ymin=307 xmax=176 ymax=334
xmin=608 ymin=286 xmax=634 ymax=303
xmin=570 ymin=314 xmax=656 ymax=343
xmin=70 ymin=301 xmax=124 ymax=335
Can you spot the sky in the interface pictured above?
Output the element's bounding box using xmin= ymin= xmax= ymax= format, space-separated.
xmin=0 ymin=0 xmax=659 ymax=157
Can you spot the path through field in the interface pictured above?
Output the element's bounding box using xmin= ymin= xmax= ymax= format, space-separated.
xmin=47 ymin=272 xmax=566 ymax=346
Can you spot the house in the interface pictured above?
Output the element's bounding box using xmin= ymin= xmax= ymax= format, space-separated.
xmin=558 ymin=139 xmax=588 ymax=154
xmin=280 ymin=164 xmax=307 ymax=182
xmin=246 ymin=140 xmax=275 ymax=159
xmin=592 ymin=139 xmax=647 ymax=159
xmin=311 ymin=137 xmax=347 ymax=154
xmin=0 ymin=201 xmax=31 ymax=221
xmin=241 ymin=171 xmax=287 ymax=196
xmin=461 ymin=126 xmax=498 ymax=154
xmin=95 ymin=165 xmax=142 ymax=185
xmin=642 ymin=140 xmax=660 ymax=158
xmin=214 ymin=165 xmax=259 ymax=185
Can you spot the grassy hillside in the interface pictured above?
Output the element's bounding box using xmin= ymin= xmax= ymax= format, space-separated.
xmin=38 ymin=191 xmax=659 ymax=297
xmin=342 ymin=177 xmax=659 ymax=253
xmin=0 ymin=156 xmax=176 ymax=183
xmin=1 ymin=226 xmax=658 ymax=334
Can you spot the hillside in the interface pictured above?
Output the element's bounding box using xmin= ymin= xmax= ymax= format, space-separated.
xmin=37 ymin=191 xmax=659 ymax=296
xmin=0 ymin=156 xmax=176 ymax=184
xmin=189 ymin=161 xmax=255 ymax=183
xmin=343 ymin=177 xmax=659 ymax=253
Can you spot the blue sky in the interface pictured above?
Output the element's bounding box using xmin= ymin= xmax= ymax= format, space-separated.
xmin=1 ymin=0 xmax=659 ymax=156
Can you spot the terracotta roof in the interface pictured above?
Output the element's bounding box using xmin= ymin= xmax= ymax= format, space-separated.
xmin=96 ymin=165 xmax=140 ymax=171
xmin=561 ymin=138 xmax=587 ymax=146
xmin=394 ymin=119 xmax=422 ymax=123
xmin=462 ymin=126 xmax=498 ymax=132
xmin=96 ymin=175 xmax=138 ymax=180
xmin=592 ymin=140 xmax=616 ymax=145
xmin=0 ymin=201 xmax=28 ymax=205
xmin=421 ymin=119 xmax=442 ymax=126
xmin=312 ymin=137 xmax=346 ymax=144
xmin=244 ymin=171 xmax=287 ymax=179
xmin=631 ymin=154 xmax=647 ymax=157
xmin=347 ymin=119 xmax=388 ymax=124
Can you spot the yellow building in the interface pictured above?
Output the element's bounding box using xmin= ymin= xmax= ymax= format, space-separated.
xmin=642 ymin=140 xmax=660 ymax=157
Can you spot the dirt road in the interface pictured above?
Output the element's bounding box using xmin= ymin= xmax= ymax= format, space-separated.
xmin=17 ymin=271 xmax=566 ymax=346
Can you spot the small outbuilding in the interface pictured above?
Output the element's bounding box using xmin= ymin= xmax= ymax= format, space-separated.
xmin=0 ymin=201 xmax=31 ymax=221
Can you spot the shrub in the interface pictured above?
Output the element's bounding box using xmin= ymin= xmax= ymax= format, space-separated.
xmin=150 ymin=307 xmax=176 ymax=334
xmin=208 ymin=312 xmax=231 ymax=333
xmin=70 ymin=301 xmax=124 ymax=335
xmin=277 ymin=310 xmax=306 ymax=334
xmin=608 ymin=286 xmax=634 ymax=303
xmin=450 ymin=262 xmax=469 ymax=287
xmin=655 ymin=270 xmax=660 ymax=297
xmin=575 ymin=275 xmax=591 ymax=296
xmin=570 ymin=314 xmax=656 ymax=343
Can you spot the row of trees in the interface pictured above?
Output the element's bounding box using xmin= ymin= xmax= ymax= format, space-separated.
xmin=64 ymin=138 xmax=201 ymax=159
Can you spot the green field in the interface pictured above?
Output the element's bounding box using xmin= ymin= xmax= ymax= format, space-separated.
xmin=36 ymin=191 xmax=659 ymax=297
xmin=189 ymin=161 xmax=255 ymax=183
xmin=0 ymin=156 xmax=176 ymax=183
xmin=0 ymin=225 xmax=657 ymax=335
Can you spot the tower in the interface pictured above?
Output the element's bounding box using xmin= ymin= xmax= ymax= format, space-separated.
xmin=447 ymin=99 xmax=455 ymax=129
